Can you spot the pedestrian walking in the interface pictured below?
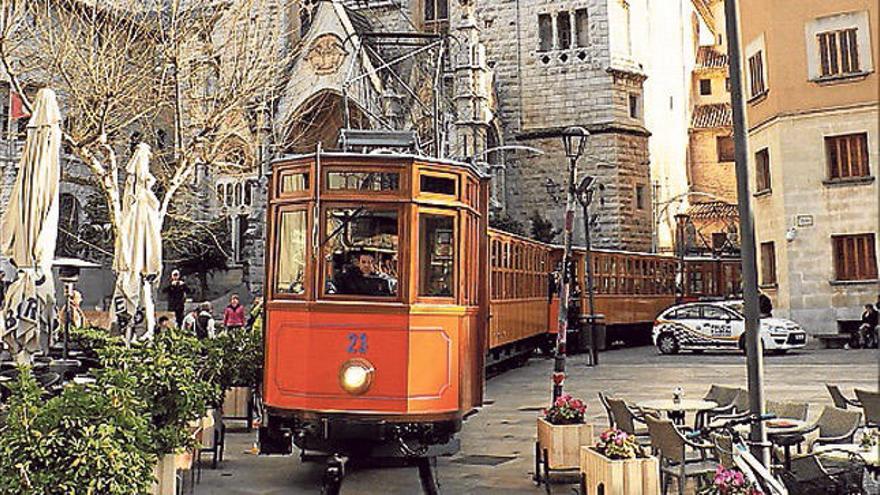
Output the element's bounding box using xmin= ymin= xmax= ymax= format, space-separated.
xmin=859 ymin=303 xmax=879 ymax=349
xmin=163 ymin=269 xmax=189 ymax=327
xmin=223 ymin=294 xmax=246 ymax=332
xmin=758 ymin=291 xmax=773 ymax=318
xmin=194 ymin=301 xmax=216 ymax=340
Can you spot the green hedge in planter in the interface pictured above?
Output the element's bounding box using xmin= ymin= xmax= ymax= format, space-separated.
xmin=205 ymin=325 xmax=263 ymax=393
xmin=99 ymin=328 xmax=221 ymax=455
xmin=0 ymin=367 xmax=155 ymax=495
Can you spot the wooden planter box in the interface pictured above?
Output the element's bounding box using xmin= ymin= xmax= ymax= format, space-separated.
xmin=536 ymin=417 xmax=594 ymax=469
xmin=223 ymin=386 xmax=251 ymax=419
xmin=151 ymin=454 xmax=177 ymax=495
xmin=580 ymin=447 xmax=660 ymax=495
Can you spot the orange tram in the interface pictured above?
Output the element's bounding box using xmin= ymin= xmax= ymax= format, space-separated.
xmin=258 ymin=150 xmax=741 ymax=493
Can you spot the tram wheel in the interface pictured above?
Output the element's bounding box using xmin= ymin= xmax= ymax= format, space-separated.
xmin=417 ymin=457 xmax=440 ymax=495
xmin=657 ymin=333 xmax=679 ymax=355
xmin=321 ymin=455 xmax=346 ymax=495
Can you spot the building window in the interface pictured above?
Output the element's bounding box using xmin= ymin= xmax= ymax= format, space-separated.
xmin=826 ymin=133 xmax=870 ymax=180
xmin=575 ymin=9 xmax=590 ymax=47
xmin=755 ymin=148 xmax=771 ymax=192
xmin=538 ymin=14 xmax=553 ymax=52
xmin=833 ymin=234 xmax=878 ymax=281
xmin=635 ymin=185 xmax=646 ymax=210
xmin=699 ymin=79 xmax=712 ymax=95
xmin=628 ymin=94 xmax=640 ymax=119
xmin=557 ymin=13 xmax=571 ymax=49
xmin=818 ymin=28 xmax=860 ymax=77
xmin=760 ymin=241 xmax=776 ymax=286
xmin=716 ymin=135 xmax=735 ymax=162
xmin=424 ymin=0 xmax=448 ymax=22
xmin=748 ymin=51 xmax=766 ymax=98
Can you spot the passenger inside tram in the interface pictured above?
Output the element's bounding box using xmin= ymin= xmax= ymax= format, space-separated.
xmin=331 ymin=251 xmax=397 ymax=296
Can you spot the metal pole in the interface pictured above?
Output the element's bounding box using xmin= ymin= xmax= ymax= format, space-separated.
xmin=583 ymin=198 xmax=597 ymax=366
xmin=552 ymin=155 xmax=578 ymax=402
xmin=723 ymin=0 xmax=768 ymax=465
xmin=63 ymin=281 xmax=72 ymax=360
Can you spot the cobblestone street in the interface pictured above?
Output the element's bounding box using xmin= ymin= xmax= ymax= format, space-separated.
xmin=199 ymin=346 xmax=879 ymax=494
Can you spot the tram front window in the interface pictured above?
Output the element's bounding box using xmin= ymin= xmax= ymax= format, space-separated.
xmin=324 ymin=208 xmax=399 ymax=297
xmin=276 ymin=210 xmax=307 ymax=295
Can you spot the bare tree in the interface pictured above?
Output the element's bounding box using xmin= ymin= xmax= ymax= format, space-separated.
xmin=0 ymin=0 xmax=291 ymax=254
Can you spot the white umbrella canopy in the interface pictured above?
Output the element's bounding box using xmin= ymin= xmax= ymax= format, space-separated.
xmin=0 ymin=88 xmax=62 ymax=363
xmin=112 ymin=143 xmax=162 ymax=343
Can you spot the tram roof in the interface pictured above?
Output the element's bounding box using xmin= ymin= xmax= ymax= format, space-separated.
xmin=270 ymin=151 xmax=490 ymax=179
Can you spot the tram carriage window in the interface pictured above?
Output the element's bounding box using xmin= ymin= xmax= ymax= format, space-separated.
xmin=327 ymin=171 xmax=399 ymax=191
xmin=420 ymin=214 xmax=456 ymax=297
xmin=281 ymin=172 xmax=309 ymax=193
xmin=324 ymin=208 xmax=399 ymax=297
xmin=420 ymin=174 xmax=457 ymax=196
xmin=275 ymin=210 xmax=307 ymax=295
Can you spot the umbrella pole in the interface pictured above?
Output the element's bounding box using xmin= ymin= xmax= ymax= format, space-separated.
xmin=63 ymin=281 xmax=71 ymax=360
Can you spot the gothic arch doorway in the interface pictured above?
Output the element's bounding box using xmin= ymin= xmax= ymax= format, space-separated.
xmin=284 ymin=91 xmax=368 ymax=153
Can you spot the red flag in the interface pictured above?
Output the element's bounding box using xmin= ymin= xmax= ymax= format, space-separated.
xmin=10 ymin=90 xmax=29 ymax=120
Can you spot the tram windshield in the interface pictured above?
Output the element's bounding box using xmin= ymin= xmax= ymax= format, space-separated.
xmin=324 ymin=208 xmax=399 ymax=297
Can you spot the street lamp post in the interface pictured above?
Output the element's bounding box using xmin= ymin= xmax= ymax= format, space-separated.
xmin=576 ymin=176 xmax=601 ymax=366
xmin=551 ymin=126 xmax=588 ymax=403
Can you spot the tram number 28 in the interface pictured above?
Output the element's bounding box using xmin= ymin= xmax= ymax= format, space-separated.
xmin=347 ymin=333 xmax=368 ymax=354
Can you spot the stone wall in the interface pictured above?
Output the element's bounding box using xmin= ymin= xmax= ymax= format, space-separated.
xmin=689 ymin=128 xmax=737 ymax=203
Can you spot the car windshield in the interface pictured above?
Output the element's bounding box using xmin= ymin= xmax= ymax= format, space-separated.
xmin=720 ymin=302 xmax=744 ymax=317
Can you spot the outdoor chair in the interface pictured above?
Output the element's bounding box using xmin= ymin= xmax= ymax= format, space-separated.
xmin=854 ymin=389 xmax=880 ymax=429
xmin=645 ymin=415 xmax=717 ymax=495
xmin=708 ymin=388 xmax=750 ymax=426
xmin=606 ymin=397 xmax=651 ymax=444
xmin=825 ymin=384 xmax=860 ymax=410
xmin=598 ymin=392 xmax=615 ymax=429
xmin=766 ymin=400 xmax=809 ymax=421
xmin=711 ymin=432 xmax=735 ymax=469
xmin=696 ymin=385 xmax=739 ymax=428
xmin=808 ymin=406 xmax=862 ymax=451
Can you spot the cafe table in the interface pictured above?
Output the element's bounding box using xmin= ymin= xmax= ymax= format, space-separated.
xmin=736 ymin=418 xmax=816 ymax=470
xmin=637 ymin=399 xmax=718 ymax=425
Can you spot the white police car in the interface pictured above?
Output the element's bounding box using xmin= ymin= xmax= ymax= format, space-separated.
xmin=652 ymin=300 xmax=807 ymax=354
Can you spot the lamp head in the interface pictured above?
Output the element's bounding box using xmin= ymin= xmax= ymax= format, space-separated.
xmin=561 ymin=126 xmax=589 ymax=160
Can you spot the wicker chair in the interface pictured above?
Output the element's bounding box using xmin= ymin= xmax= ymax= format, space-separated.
xmin=646 ymin=415 xmax=717 ymax=495
xmin=766 ymin=400 xmax=809 ymax=421
xmin=598 ymin=392 xmax=615 ymax=428
xmin=708 ymin=388 xmax=750 ymax=426
xmin=854 ymin=389 xmax=880 ymax=429
xmin=808 ymin=406 xmax=862 ymax=451
xmin=711 ymin=432 xmax=735 ymax=469
xmin=696 ymin=385 xmax=739 ymax=428
xmin=825 ymin=384 xmax=860 ymax=410
xmin=606 ymin=397 xmax=651 ymax=443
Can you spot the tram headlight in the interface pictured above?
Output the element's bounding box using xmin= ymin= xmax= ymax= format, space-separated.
xmin=339 ymin=358 xmax=374 ymax=395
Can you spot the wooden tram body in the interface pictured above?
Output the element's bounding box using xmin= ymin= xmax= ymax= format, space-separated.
xmin=261 ymin=152 xmax=489 ymax=465
xmin=259 ymin=152 xmax=743 ymax=489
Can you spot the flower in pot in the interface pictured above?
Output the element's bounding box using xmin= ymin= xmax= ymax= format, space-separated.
xmin=543 ymin=393 xmax=588 ymax=425
xmin=698 ymin=466 xmax=762 ymax=495
xmin=859 ymin=431 xmax=878 ymax=452
xmin=594 ymin=428 xmax=645 ymax=460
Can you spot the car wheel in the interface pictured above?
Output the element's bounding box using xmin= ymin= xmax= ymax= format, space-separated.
xmin=657 ymin=333 xmax=679 ymax=355
xmin=738 ymin=335 xmax=747 ymax=354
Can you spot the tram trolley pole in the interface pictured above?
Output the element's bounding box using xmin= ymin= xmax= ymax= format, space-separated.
xmin=551 ymin=127 xmax=589 ymax=402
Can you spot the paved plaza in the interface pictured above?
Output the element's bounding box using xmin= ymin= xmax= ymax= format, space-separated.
xmin=199 ymin=345 xmax=878 ymax=494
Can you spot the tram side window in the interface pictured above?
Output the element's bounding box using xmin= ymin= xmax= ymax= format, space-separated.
xmin=419 ymin=214 xmax=456 ymax=297
xmin=276 ymin=210 xmax=307 ymax=295
xmin=327 ymin=171 xmax=399 ymax=191
xmin=281 ymin=172 xmax=309 ymax=193
xmin=324 ymin=208 xmax=399 ymax=297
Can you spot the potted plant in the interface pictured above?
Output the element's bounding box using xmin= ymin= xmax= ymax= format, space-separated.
xmin=580 ymin=428 xmax=660 ymax=495
xmin=0 ymin=367 xmax=155 ymax=495
xmin=536 ymin=394 xmax=593 ymax=472
xmin=859 ymin=431 xmax=878 ymax=452
xmin=698 ymin=466 xmax=762 ymax=495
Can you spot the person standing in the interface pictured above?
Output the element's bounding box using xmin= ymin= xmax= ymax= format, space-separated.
xmin=194 ymin=302 xmax=216 ymax=340
xmin=181 ymin=306 xmax=200 ymax=335
xmin=758 ymin=291 xmax=773 ymax=318
xmin=223 ymin=294 xmax=246 ymax=332
xmin=859 ymin=303 xmax=879 ymax=349
xmin=163 ymin=269 xmax=189 ymax=327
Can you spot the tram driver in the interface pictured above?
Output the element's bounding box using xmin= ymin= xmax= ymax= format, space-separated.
xmin=333 ymin=250 xmax=397 ymax=297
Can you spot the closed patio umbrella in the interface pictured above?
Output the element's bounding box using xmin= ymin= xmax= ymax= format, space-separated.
xmin=0 ymin=88 xmax=62 ymax=364
xmin=112 ymin=143 xmax=162 ymax=343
